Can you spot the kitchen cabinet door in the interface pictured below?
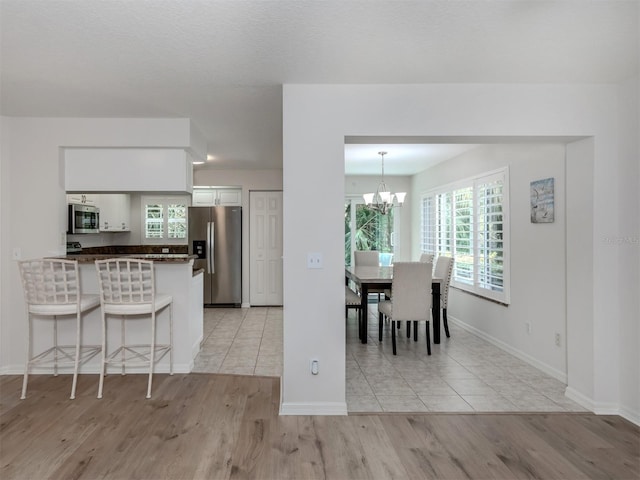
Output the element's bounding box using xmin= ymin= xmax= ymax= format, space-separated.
xmin=98 ymin=194 xmax=131 ymax=232
xmin=192 ymin=188 xmax=241 ymax=206
xmin=192 ymin=190 xmax=217 ymax=206
xmin=67 ymin=193 xmax=98 ymax=205
xmin=216 ymin=189 xmax=242 ymax=206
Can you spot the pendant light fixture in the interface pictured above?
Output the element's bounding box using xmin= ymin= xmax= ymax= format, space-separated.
xmin=363 ymin=151 xmax=406 ymax=215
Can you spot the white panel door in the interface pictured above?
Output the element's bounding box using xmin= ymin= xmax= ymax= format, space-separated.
xmin=250 ymin=191 xmax=283 ymax=306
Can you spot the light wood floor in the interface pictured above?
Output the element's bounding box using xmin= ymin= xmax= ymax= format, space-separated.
xmin=1 ymin=374 xmax=638 ymax=480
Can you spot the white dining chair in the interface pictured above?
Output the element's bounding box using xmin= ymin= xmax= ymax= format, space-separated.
xmin=345 ymin=286 xmax=362 ymax=324
xmin=385 ymin=252 xmax=435 ymax=302
xmin=354 ymin=250 xmax=384 ymax=299
xmin=95 ymin=258 xmax=173 ymax=399
xmin=18 ymin=258 xmax=101 ymax=400
xmin=419 ymin=253 xmax=435 ymax=265
xmin=434 ymin=255 xmax=455 ymax=338
xmin=377 ymin=262 xmax=433 ymax=355
xmin=353 ymin=250 xmax=379 ymax=266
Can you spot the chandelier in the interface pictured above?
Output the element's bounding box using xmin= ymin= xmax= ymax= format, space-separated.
xmin=363 ymin=151 xmax=406 ymax=215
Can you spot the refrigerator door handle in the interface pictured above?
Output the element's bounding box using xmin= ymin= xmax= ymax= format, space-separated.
xmin=207 ymin=221 xmax=215 ymax=274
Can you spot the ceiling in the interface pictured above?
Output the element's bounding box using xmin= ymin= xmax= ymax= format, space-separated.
xmin=1 ymin=1 xmax=637 ymax=174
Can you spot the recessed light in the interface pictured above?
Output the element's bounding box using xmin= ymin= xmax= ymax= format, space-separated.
xmin=206 ymin=155 xmax=215 ymax=161
xmin=192 ymin=161 xmax=205 ymax=165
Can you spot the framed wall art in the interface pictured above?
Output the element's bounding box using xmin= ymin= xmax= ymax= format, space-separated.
xmin=530 ymin=177 xmax=554 ymax=223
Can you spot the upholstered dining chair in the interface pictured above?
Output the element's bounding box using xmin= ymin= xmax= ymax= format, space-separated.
xmin=353 ymin=250 xmax=379 ymax=267
xmin=345 ymin=286 xmax=362 ymax=323
xmin=353 ymin=250 xmax=385 ymax=300
xmin=419 ymin=253 xmax=435 ymax=265
xmin=377 ymin=262 xmax=433 ymax=355
xmin=434 ymin=255 xmax=455 ymax=338
xmin=95 ymin=258 xmax=173 ymax=399
xmin=384 ymin=253 xmax=434 ymax=304
xmin=18 ymin=258 xmax=101 ymax=400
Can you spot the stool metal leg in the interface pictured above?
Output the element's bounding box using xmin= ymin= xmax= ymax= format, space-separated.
xmin=97 ymin=312 xmax=107 ymax=399
xmin=121 ymin=315 xmax=126 ymax=376
xmin=70 ymin=312 xmax=82 ymax=399
xmin=169 ymin=303 xmax=173 ymax=376
xmin=20 ymin=313 xmax=32 ymax=400
xmin=53 ymin=316 xmax=59 ymax=376
xmin=147 ymin=311 xmax=156 ymax=399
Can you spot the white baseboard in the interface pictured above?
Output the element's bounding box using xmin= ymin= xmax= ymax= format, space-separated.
xmin=564 ymin=386 xmax=595 ymax=411
xmin=280 ymin=402 xmax=347 ymax=416
xmin=618 ymin=405 xmax=640 ymax=426
xmin=241 ymin=302 xmax=251 ymax=308
xmin=193 ymin=334 xmax=204 ymax=358
xmin=448 ymin=316 xmax=567 ymax=382
xmin=565 ymin=387 xmax=640 ymax=426
xmin=449 ymin=317 xmax=640 ymax=427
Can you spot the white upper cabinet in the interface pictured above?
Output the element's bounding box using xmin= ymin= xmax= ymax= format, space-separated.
xmin=98 ymin=194 xmax=131 ymax=232
xmin=192 ymin=188 xmax=242 ymax=206
xmin=65 ymin=148 xmax=193 ymax=193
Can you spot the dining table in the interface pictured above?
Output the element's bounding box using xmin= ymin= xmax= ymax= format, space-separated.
xmin=345 ymin=265 xmax=442 ymax=345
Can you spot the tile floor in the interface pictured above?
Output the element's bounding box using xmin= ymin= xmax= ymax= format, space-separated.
xmin=193 ymin=305 xmax=588 ymax=414
xmin=192 ymin=306 xmax=283 ymax=377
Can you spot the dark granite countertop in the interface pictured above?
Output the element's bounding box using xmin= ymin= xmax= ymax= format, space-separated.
xmin=55 ymin=245 xmax=196 ymax=264
xmin=56 ymin=253 xmax=197 ymax=264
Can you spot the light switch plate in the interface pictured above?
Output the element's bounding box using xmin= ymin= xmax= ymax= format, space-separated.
xmin=307 ymin=252 xmax=323 ymax=269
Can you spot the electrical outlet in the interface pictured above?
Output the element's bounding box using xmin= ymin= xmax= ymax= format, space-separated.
xmin=12 ymin=248 xmax=21 ymax=261
xmin=310 ymin=359 xmax=319 ymax=375
xmin=555 ymin=333 xmax=561 ymax=347
xmin=162 ymin=248 xmax=170 ymax=253
xmin=526 ymin=322 xmax=532 ymax=334
xmin=307 ymin=252 xmax=323 ymax=269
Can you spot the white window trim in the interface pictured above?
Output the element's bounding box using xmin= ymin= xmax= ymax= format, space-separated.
xmin=421 ymin=167 xmax=510 ymax=304
xmin=141 ymin=195 xmax=189 ymax=245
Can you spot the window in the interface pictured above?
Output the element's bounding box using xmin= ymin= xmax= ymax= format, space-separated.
xmin=141 ymin=196 xmax=189 ymax=245
xmin=344 ymin=197 xmax=398 ymax=266
xmin=421 ymin=168 xmax=509 ymax=303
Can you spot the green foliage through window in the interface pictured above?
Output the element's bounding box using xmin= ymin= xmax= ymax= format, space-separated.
xmin=345 ymin=200 xmax=394 ymax=266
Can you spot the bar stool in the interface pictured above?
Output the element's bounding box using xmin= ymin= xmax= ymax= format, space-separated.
xmin=18 ymin=258 xmax=101 ymax=399
xmin=95 ymin=258 xmax=173 ymax=399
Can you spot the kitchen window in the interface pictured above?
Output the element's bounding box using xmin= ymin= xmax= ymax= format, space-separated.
xmin=421 ymin=167 xmax=510 ymax=304
xmin=141 ymin=195 xmax=189 ymax=245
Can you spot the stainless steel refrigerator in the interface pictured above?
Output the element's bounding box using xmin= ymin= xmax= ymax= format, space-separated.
xmin=188 ymin=206 xmax=242 ymax=306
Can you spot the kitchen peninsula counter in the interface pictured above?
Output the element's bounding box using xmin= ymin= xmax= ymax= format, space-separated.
xmin=46 ymin=249 xmax=204 ymax=375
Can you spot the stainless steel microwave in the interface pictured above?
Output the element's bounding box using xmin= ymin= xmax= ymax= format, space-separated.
xmin=68 ymin=204 xmax=100 ymax=234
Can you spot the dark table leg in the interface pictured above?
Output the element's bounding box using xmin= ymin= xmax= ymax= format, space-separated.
xmin=360 ymin=283 xmax=369 ymax=344
xmin=432 ymin=282 xmax=441 ymax=344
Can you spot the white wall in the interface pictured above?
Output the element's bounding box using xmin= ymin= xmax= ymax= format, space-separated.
xmin=282 ymin=83 xmax=638 ymax=423
xmin=411 ymin=143 xmax=567 ymax=379
xmin=615 ymin=75 xmax=640 ymax=421
xmin=0 ymin=117 xmax=11 ymax=369
xmin=193 ymin=169 xmax=283 ymax=307
xmin=345 ymin=175 xmax=412 ymax=261
xmin=0 ymin=117 xmax=202 ymax=373
xmin=565 ymin=137 xmax=596 ymax=403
